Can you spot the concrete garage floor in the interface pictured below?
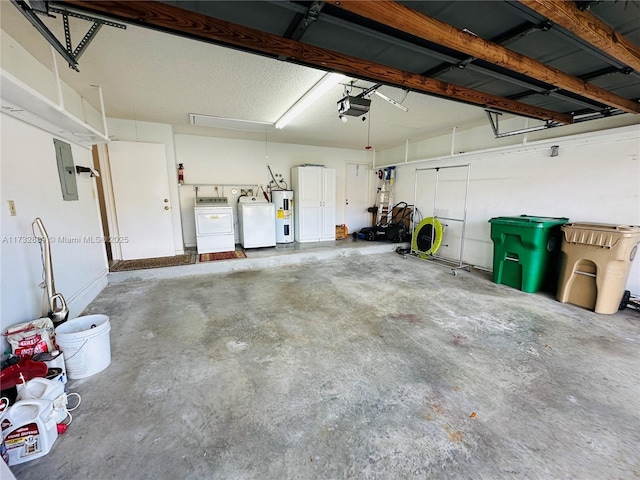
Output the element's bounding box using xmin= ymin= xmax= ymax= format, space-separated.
xmin=11 ymin=251 xmax=640 ymax=479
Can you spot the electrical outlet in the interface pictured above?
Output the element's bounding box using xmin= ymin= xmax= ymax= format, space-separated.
xmin=7 ymin=200 xmax=16 ymax=216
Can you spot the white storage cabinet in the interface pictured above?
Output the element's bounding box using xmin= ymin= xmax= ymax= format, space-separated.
xmin=291 ymin=166 xmax=336 ymax=242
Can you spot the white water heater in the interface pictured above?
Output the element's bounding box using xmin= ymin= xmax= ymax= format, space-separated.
xmin=272 ymin=190 xmax=294 ymax=243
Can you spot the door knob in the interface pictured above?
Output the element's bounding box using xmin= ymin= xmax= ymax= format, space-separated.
xmin=164 ymin=206 xmax=170 ymax=210
xmin=164 ymin=198 xmax=169 ymax=202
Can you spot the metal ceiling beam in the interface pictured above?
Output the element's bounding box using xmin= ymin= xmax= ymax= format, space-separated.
xmin=283 ymin=1 xmax=323 ymax=41
xmin=518 ymin=0 xmax=640 ymax=73
xmin=332 ymin=0 xmax=640 ymax=114
xmin=278 ymin=1 xmax=323 ymax=60
xmin=580 ymin=65 xmax=634 ymax=82
xmin=58 ymin=8 xmax=126 ymax=62
xmin=485 ymin=110 xmax=556 ymax=138
xmin=10 ymin=1 xmax=126 ymax=70
xmin=58 ymin=0 xmax=573 ymax=124
xmin=11 ymin=0 xmax=79 ymax=70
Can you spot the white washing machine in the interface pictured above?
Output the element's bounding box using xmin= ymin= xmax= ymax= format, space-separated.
xmin=237 ymin=196 xmax=276 ymax=248
xmin=194 ymin=197 xmax=235 ymax=253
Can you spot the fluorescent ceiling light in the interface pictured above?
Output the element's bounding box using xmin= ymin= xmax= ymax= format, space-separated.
xmin=275 ymin=72 xmax=345 ymax=129
xmin=189 ymin=114 xmax=274 ymax=132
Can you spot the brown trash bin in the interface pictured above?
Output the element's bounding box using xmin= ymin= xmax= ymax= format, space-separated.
xmin=556 ymin=223 xmax=640 ymax=314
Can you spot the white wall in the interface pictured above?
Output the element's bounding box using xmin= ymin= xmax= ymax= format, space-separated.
xmin=0 ymin=115 xmax=108 ymax=353
xmin=174 ymin=134 xmax=370 ymax=246
xmin=387 ymin=124 xmax=640 ymax=293
xmin=107 ymin=119 xmax=184 ymax=255
xmin=375 ymin=113 xmax=638 ymax=166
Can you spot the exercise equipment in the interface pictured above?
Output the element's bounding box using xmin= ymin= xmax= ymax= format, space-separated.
xmin=411 ymin=217 xmax=443 ymax=258
xmin=408 ymin=164 xmax=472 ymax=275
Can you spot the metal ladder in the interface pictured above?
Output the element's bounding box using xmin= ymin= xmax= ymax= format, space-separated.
xmin=376 ymin=166 xmax=396 ymax=226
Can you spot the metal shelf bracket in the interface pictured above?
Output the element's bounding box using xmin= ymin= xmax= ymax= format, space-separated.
xmin=10 ymin=1 xmax=126 ymax=71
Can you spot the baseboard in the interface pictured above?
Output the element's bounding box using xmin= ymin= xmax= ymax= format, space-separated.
xmin=66 ymin=268 xmax=109 ymax=319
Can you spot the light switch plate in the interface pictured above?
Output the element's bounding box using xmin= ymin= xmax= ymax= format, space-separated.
xmin=7 ymin=200 xmax=16 ymax=216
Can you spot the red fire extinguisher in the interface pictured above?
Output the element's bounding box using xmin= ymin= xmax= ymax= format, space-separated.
xmin=178 ymin=163 xmax=184 ymax=184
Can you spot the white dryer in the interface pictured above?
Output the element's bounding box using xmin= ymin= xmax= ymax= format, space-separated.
xmin=237 ymin=196 xmax=276 ymax=248
xmin=194 ymin=197 xmax=235 ymax=254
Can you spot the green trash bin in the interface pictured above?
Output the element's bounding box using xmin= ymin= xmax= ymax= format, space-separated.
xmin=489 ymin=215 xmax=569 ymax=293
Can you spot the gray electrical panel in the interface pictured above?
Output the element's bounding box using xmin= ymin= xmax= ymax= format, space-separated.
xmin=54 ymin=139 xmax=78 ymax=201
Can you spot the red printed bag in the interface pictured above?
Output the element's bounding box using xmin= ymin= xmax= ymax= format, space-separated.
xmin=3 ymin=318 xmax=55 ymax=357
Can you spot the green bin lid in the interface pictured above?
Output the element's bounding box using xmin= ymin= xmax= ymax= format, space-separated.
xmin=489 ymin=215 xmax=569 ymax=227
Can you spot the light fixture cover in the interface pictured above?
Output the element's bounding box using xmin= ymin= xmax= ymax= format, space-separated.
xmin=189 ymin=114 xmax=274 ymax=133
xmin=275 ymin=72 xmax=345 ymax=129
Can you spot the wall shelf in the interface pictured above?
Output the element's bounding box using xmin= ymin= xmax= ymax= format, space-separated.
xmin=1 ymin=68 xmax=109 ymax=148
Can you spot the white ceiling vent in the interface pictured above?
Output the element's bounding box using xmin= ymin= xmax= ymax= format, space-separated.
xmin=189 ymin=114 xmax=274 ymax=133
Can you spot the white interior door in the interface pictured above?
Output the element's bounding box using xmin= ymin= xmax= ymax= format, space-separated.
xmin=345 ymin=163 xmax=370 ymax=232
xmin=108 ymin=141 xmax=175 ymax=260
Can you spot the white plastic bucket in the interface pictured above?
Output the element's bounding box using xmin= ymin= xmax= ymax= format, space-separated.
xmin=54 ymin=315 xmax=111 ymax=379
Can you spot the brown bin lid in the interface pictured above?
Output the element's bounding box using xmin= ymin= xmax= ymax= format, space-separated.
xmin=561 ymin=222 xmax=640 ymax=247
